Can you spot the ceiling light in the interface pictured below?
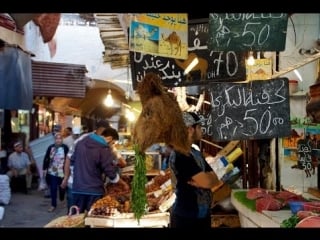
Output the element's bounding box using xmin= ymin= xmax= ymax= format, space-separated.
xmin=103 ymin=89 xmax=114 ymax=107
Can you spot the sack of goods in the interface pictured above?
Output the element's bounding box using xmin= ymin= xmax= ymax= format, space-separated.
xmin=0 ymin=174 xmax=11 ymax=205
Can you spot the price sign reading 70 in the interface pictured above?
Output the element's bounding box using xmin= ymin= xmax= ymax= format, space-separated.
xmin=207 ymin=13 xmax=288 ymax=52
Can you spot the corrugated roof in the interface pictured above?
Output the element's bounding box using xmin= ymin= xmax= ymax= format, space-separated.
xmin=95 ymin=13 xmax=129 ymax=69
xmin=32 ymin=60 xmax=87 ymax=98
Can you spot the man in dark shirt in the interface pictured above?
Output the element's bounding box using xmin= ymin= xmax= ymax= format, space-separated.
xmin=169 ymin=112 xmax=220 ymax=228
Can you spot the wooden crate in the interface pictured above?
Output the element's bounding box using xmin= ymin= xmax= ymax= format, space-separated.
xmin=85 ymin=212 xmax=170 ymax=228
xmin=211 ymin=214 xmax=241 ymax=228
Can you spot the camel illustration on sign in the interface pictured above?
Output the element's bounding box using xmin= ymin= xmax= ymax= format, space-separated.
xmin=131 ymin=23 xmax=158 ymax=51
xmin=174 ymin=53 xmax=208 ymax=81
xmin=161 ymin=31 xmax=182 ymax=56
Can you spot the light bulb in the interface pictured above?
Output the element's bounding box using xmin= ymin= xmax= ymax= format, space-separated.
xmin=247 ymin=51 xmax=255 ymax=66
xmin=294 ymin=69 xmax=303 ymax=82
xmin=104 ymin=89 xmax=114 ymax=107
xmin=184 ymin=57 xmax=199 ymax=75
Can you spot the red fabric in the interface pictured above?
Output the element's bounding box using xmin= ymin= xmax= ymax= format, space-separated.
xmin=0 ymin=14 xmax=24 ymax=34
xmin=33 ymin=13 xmax=61 ymax=43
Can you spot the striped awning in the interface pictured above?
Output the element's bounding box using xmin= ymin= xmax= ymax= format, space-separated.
xmin=32 ymin=60 xmax=87 ymax=98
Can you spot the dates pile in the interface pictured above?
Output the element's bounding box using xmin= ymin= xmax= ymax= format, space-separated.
xmin=146 ymin=170 xmax=171 ymax=193
xmin=90 ymin=170 xmax=173 ymax=217
xmin=90 ymin=195 xmax=131 ymax=216
xmin=105 ymin=176 xmax=131 ymax=196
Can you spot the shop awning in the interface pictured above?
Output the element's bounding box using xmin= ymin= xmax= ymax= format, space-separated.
xmin=32 ymin=60 xmax=87 ymax=98
xmin=0 ymin=44 xmax=33 ymax=110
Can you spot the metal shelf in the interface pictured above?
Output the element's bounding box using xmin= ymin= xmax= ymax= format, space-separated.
xmin=289 ymin=90 xmax=307 ymax=97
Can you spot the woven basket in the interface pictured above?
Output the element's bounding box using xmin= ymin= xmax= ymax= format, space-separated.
xmin=44 ymin=206 xmax=86 ymax=228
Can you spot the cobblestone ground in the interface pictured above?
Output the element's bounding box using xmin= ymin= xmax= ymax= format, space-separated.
xmin=0 ymin=188 xmax=67 ymax=228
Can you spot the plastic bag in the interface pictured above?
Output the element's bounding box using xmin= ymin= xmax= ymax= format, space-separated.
xmin=0 ymin=174 xmax=11 ymax=205
xmin=38 ymin=176 xmax=47 ymax=191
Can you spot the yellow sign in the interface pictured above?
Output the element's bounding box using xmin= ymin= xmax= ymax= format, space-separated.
xmin=129 ymin=13 xmax=188 ymax=59
xmin=246 ymin=58 xmax=272 ymax=81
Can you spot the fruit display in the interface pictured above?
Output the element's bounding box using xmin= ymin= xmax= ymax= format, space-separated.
xmin=88 ymin=170 xmax=173 ymax=218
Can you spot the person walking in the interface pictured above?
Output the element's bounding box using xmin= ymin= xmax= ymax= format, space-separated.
xmin=62 ymin=127 xmax=75 ymax=149
xmin=6 ymin=141 xmax=32 ymax=194
xmin=71 ymin=121 xmax=129 ymax=213
xmin=42 ymin=132 xmax=69 ymax=212
xmin=61 ymin=120 xmax=109 ymax=214
xmin=169 ymin=111 xmax=221 ymax=228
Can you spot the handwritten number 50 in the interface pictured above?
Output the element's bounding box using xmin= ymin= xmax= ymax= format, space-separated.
xmin=242 ymin=22 xmax=270 ymax=47
xmin=242 ymin=109 xmax=272 ymax=136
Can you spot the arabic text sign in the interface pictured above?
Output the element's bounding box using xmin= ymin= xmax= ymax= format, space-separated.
xmin=129 ymin=13 xmax=188 ymax=59
xmin=130 ymin=19 xmax=246 ymax=90
xmin=297 ymin=139 xmax=313 ymax=173
xmin=207 ymin=13 xmax=288 ymax=51
xmin=202 ymin=78 xmax=291 ymax=141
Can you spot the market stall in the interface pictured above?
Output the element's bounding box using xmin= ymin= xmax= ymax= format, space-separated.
xmin=231 ymin=189 xmax=320 ymax=227
xmin=85 ymin=212 xmax=170 ymax=228
xmin=83 ymin=170 xmax=173 ymax=228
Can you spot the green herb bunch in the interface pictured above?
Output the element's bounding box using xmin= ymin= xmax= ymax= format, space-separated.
xmin=131 ymin=144 xmax=148 ymax=223
xmin=280 ymin=214 xmax=300 ymax=228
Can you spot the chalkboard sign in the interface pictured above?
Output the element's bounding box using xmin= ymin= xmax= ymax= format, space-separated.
xmin=130 ymin=19 xmax=246 ymax=90
xmin=207 ymin=13 xmax=288 ymax=52
xmin=297 ymin=138 xmax=313 ymax=173
xmin=201 ymin=78 xmax=291 ymax=141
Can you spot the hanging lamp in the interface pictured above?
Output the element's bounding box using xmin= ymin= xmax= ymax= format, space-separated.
xmin=104 ymin=89 xmax=114 ymax=107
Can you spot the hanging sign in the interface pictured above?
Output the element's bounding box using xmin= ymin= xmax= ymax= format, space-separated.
xmin=246 ymin=58 xmax=272 ymax=81
xmin=130 ymin=19 xmax=246 ymax=90
xmin=201 ymin=78 xmax=291 ymax=141
xmin=129 ymin=13 xmax=188 ymax=59
xmin=207 ymin=13 xmax=288 ymax=52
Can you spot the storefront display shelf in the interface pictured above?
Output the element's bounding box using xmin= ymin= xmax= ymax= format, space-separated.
xmin=231 ymin=189 xmax=292 ymax=227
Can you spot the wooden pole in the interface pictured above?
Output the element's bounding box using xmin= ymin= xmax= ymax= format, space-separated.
xmin=200 ymin=139 xmax=223 ymax=149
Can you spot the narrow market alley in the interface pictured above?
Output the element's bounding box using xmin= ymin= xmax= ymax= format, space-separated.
xmin=0 ymin=188 xmax=66 ymax=228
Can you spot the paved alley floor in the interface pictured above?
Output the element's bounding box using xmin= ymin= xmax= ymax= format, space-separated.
xmin=0 ymin=189 xmax=68 ymax=228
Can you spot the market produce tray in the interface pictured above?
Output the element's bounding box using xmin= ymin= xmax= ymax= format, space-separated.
xmin=85 ymin=211 xmax=170 ymax=228
xmin=44 ymin=206 xmax=86 ymax=228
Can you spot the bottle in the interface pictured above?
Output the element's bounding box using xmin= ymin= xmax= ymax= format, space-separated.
xmin=226 ymin=147 xmax=243 ymax=163
xmin=211 ymin=147 xmax=243 ymax=180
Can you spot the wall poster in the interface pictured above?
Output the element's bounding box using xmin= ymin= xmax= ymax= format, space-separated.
xmin=129 ymin=13 xmax=188 ymax=59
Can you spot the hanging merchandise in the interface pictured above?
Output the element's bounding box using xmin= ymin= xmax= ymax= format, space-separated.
xmin=0 ymin=44 xmax=33 ymax=110
xmin=207 ymin=147 xmax=243 ymax=180
xmin=131 ymin=145 xmax=148 ymax=223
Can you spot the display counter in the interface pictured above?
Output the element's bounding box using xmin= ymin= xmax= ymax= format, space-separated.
xmin=231 ymin=189 xmax=292 ymax=227
xmin=85 ymin=212 xmax=170 ymax=228
xmin=85 ymin=170 xmax=172 ymax=228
